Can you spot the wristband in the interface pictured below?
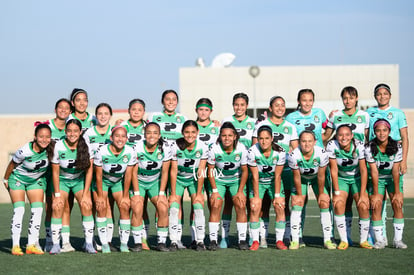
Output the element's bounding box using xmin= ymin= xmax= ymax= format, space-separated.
xmin=54 ymin=192 xmax=61 ymax=198
xmin=274 ymin=193 xmax=281 ymax=198
xmin=3 ymin=179 xmax=8 ymax=184
xmin=212 ymin=188 xmax=218 ymax=193
xmin=159 ymin=191 xmax=165 ymax=196
xmin=334 ymin=191 xmax=340 ymax=196
xmin=133 ymin=191 xmax=140 ymax=196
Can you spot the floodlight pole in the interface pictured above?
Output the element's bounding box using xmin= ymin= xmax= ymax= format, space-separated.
xmin=249 ymin=66 xmax=260 ymax=119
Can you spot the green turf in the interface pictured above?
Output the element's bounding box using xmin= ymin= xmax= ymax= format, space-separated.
xmin=0 ymin=199 xmax=413 ymax=274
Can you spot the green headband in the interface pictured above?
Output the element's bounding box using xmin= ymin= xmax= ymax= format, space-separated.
xmin=196 ymin=103 xmax=212 ymax=110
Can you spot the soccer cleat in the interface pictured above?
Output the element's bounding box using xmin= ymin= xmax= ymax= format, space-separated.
xmin=108 ymin=242 xmax=118 ymax=252
xmin=84 ymin=242 xmax=97 ymax=254
xmin=120 ymin=243 xmax=130 ymax=253
xmin=209 ymin=240 xmax=218 ymax=251
xmin=260 ymin=238 xmax=268 ymax=248
xmin=337 ymin=241 xmax=349 ymax=250
xmin=12 ymin=245 xmax=24 ymax=256
xmin=93 ymin=239 xmax=102 ymax=252
xmin=393 ymin=240 xmax=408 ymax=249
xmin=156 ymin=243 xmax=169 ymax=252
xmin=359 ymin=241 xmax=373 ymax=249
xmin=190 ymin=240 xmax=197 ymax=250
xmin=324 ymin=240 xmax=337 ymax=250
xmin=276 ymin=240 xmax=288 ymax=250
xmin=220 ymin=237 xmax=229 ymax=249
xmin=44 ymin=241 xmax=53 ymax=253
xmin=196 ymin=242 xmax=206 ymax=251
xmin=176 ymin=240 xmax=186 ymax=250
xmin=373 ymin=241 xmax=386 ymax=250
xmin=49 ymin=244 xmax=61 ymax=255
xmin=367 ymin=235 xmax=375 ymax=246
xmin=26 ymin=244 xmax=44 ymax=255
xmin=142 ymin=238 xmax=150 ymax=250
xmin=283 ymin=237 xmax=291 ymax=247
xmin=289 ymin=241 xmax=299 ymax=250
xmin=101 ymin=244 xmax=111 ymax=253
xmin=238 ymin=240 xmax=249 ymax=250
xmin=169 ymin=242 xmax=178 ymax=252
xmin=299 ymin=237 xmax=306 ymax=248
xmin=61 ymin=242 xmax=75 ymax=252
xmin=130 ymin=243 xmax=142 ymax=252
xmin=249 ymin=241 xmax=259 ymax=251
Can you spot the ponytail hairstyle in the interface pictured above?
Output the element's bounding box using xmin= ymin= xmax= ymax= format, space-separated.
xmin=66 ymin=119 xmax=90 ymax=171
xmin=232 ymin=92 xmax=249 ymax=105
xmin=144 ymin=122 xmax=164 ymax=153
xmin=69 ymin=88 xmax=88 ymax=113
xmin=341 ymin=86 xmax=359 ymax=107
xmin=257 ymin=125 xmax=284 ymax=152
xmin=95 ymin=102 xmax=113 ymax=116
xmin=296 ymin=89 xmax=314 ymax=110
xmin=34 ymin=123 xmax=55 ymax=162
xmin=369 ymin=119 xmax=398 ymax=157
xmin=335 ymin=124 xmax=357 ymax=158
xmin=176 ymin=120 xmax=199 ymax=151
xmin=217 ymin=122 xmax=239 ymax=149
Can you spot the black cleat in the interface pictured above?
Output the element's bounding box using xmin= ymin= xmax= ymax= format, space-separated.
xmin=156 ymin=243 xmax=169 ymax=252
xmin=108 ymin=242 xmax=118 ymax=252
xmin=196 ymin=242 xmax=206 ymax=251
xmin=130 ymin=243 xmax=142 ymax=252
xmin=169 ymin=242 xmax=178 ymax=252
xmin=209 ymin=240 xmax=218 ymax=251
xmin=189 ymin=240 xmax=197 ymax=250
xmin=238 ymin=240 xmax=249 ymax=250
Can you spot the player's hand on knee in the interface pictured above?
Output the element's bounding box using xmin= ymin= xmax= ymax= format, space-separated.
xmin=273 ymin=197 xmax=285 ymax=210
xmin=209 ymin=192 xmax=222 ymax=209
xmin=391 ymin=192 xmax=403 ymax=209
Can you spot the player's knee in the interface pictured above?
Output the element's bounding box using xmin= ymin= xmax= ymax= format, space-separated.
xmin=319 ymin=200 xmax=330 ymax=209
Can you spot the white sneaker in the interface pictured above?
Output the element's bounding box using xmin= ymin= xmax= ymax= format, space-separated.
xmin=373 ymin=241 xmax=386 ymax=249
xmin=260 ymin=238 xmax=268 ymax=248
xmin=176 ymin=240 xmax=186 ymax=250
xmin=393 ymin=240 xmax=407 ymax=249
xmin=61 ymin=242 xmax=75 ymax=252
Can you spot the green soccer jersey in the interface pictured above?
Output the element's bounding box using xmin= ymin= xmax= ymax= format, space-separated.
xmin=67 ymin=112 xmax=97 ymax=132
xmin=11 ymin=142 xmax=49 ymax=184
xmin=288 ymin=146 xmax=329 ymax=180
xmin=83 ymin=126 xmax=112 ymax=155
xmin=47 ymin=119 xmax=66 ymax=141
xmin=326 ymin=139 xmax=365 ymax=178
xmin=197 ymin=121 xmax=219 ymax=148
xmin=121 ymin=120 xmax=146 ymax=146
xmin=147 ymin=112 xmax=187 ymax=144
xmin=365 ymin=142 xmax=403 ymax=179
xmin=222 ymin=115 xmax=256 ymax=149
xmin=327 ymin=109 xmax=370 ymax=142
xmin=366 ymin=106 xmax=408 ymax=141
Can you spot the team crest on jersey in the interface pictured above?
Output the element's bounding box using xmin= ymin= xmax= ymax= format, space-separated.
xmin=247 ymin=122 xmax=253 ymax=130
xmin=123 ymin=155 xmax=129 ymax=163
xmin=176 ymin=116 xmax=182 ymax=123
xmin=195 ymin=151 xmax=201 ymax=158
xmin=235 ymin=154 xmax=241 ymax=162
xmin=357 ymin=116 xmax=362 ymax=123
xmin=313 ymin=159 xmax=319 ymax=167
xmin=387 ymin=112 xmax=393 ymax=120
xmin=211 ymin=128 xmax=217 ymax=134
xmin=272 ymin=157 xmax=278 ymax=165
xmin=157 ymin=152 xmax=163 ymax=160
xmin=390 ymin=155 xmax=395 ymax=161
xmin=284 ymin=127 xmax=289 ymax=134
xmin=314 ymin=115 xmax=320 ymax=123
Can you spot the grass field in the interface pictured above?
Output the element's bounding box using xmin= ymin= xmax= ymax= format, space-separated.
xmin=0 ymin=199 xmax=413 ymax=274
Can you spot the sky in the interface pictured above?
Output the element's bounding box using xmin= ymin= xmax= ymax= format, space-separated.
xmin=1 ymin=0 xmax=414 ymax=114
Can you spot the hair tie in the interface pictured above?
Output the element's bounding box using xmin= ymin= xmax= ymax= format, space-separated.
xmin=373 ymin=119 xmax=391 ymax=130
xmin=34 ymin=121 xmax=50 ymax=127
xmin=196 ymin=103 xmax=212 ymax=110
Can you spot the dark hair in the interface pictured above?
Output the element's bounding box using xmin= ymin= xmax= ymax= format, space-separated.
xmin=34 ymin=124 xmax=55 ymax=162
xmin=232 ymin=92 xmax=249 ymax=105
xmin=95 ymin=102 xmax=113 ymax=116
xmin=341 ymin=86 xmax=359 ymax=107
xmin=144 ymin=122 xmax=164 ymax=153
xmin=374 ymin=83 xmax=391 ymax=96
xmin=196 ymin=98 xmax=213 ymax=109
xmin=176 ymin=120 xmax=199 ymax=150
xmin=65 ymin=119 xmax=90 ymax=171
xmin=54 ymin=98 xmax=71 ymax=110
xmin=369 ymin=118 xmax=398 ymax=157
xmin=269 ymin=96 xmax=285 ymax=106
xmin=335 ymin=124 xmax=357 ymax=158
xmin=70 ymin=88 xmax=88 ymax=113
xmin=128 ymin=98 xmax=146 ymax=110
xmin=217 ymin=122 xmax=239 ymax=148
xmin=299 ymin=130 xmax=316 ymax=141
xmin=257 ymin=125 xmax=284 ymax=152
xmin=296 ymin=89 xmax=314 ymax=110
xmin=161 ymin=89 xmax=179 ymax=104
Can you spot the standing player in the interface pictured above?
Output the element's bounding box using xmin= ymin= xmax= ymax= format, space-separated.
xmin=93 ymin=126 xmax=136 ymax=253
xmin=196 ymin=98 xmax=220 ymax=148
xmin=207 ymin=122 xmax=249 ymax=251
xmin=248 ymin=125 xmax=287 ymax=250
xmin=67 ymin=88 xmax=97 ymax=132
xmin=3 ymin=123 xmax=54 ymax=255
xmin=366 ymin=119 xmax=407 ymax=249
xmin=252 ymin=96 xmax=298 ymax=247
xmin=288 ymin=131 xmax=336 ymax=250
xmin=122 ymin=99 xmax=147 ymax=147
xmin=130 ymin=122 xmax=171 ymax=252
xmin=49 ymin=119 xmax=96 ymax=254
xmin=169 ymin=120 xmax=208 ymax=251
xmin=220 ymin=92 xmax=255 ymax=248
xmin=366 ymin=83 xmax=409 ymax=245
xmin=326 ymin=125 xmax=372 ymax=249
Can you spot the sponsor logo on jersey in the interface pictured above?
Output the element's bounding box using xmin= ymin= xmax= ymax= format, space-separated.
xmin=216 ymin=156 xmax=223 ymax=162
xmin=155 ymin=116 xmax=162 ymax=122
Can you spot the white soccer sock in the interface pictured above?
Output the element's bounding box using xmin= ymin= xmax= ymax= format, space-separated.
xmin=106 ymin=218 xmax=114 ymax=243
xmin=157 ymin=227 xmax=168 ymax=244
xmin=359 ymin=218 xmax=370 ymax=243
xmin=221 ymin=219 xmax=231 ymax=239
xmin=143 ymin=221 xmax=149 ymax=240
xmin=119 ymin=219 xmax=131 ymax=245
xmin=131 ymin=225 xmax=143 ymax=244
xmin=290 ymin=209 xmax=302 ymax=242
xmin=250 ymin=221 xmax=260 ymax=242
xmin=372 ymin=221 xmax=385 ymax=243
xmin=11 ymin=203 xmax=25 ymax=247
xmin=27 ymin=203 xmax=43 ymax=245
xmin=275 ymin=221 xmax=286 ymax=242
xmin=82 ymin=216 xmax=95 ymax=244
xmin=320 ymin=210 xmax=332 ymax=242
xmin=393 ymin=219 xmax=404 ymax=242
xmin=177 ymin=223 xmax=183 ymax=242
xmin=237 ymin=222 xmax=247 ymax=242
xmin=334 ymin=214 xmax=347 ymax=243
xmin=96 ymin=217 xmax=108 ymax=245
xmin=51 ymin=218 xmax=62 ymax=245
xmin=194 ymin=208 xmax=205 ymax=243
xmin=209 ymin=222 xmax=220 ymax=242
xmin=169 ymin=203 xmax=179 ymax=243
xmin=61 ymin=225 xmax=70 ymax=244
